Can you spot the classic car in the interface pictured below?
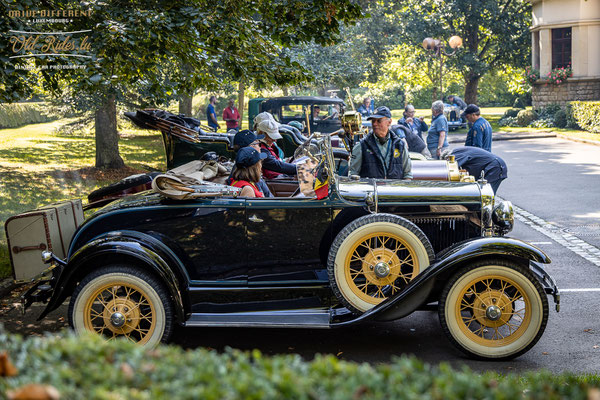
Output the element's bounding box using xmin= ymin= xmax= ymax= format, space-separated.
xmin=445 ymin=103 xmax=468 ymax=131
xmin=248 ymin=96 xmax=345 ymax=135
xmin=16 ymin=132 xmax=559 ymax=360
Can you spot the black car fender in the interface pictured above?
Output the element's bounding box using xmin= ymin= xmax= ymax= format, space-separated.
xmin=38 ymin=230 xmax=188 ymax=322
xmin=332 ymin=237 xmax=550 ymax=326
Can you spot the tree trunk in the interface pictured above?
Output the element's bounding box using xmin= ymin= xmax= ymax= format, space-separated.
xmin=237 ymin=81 xmax=245 ymax=128
xmin=464 ymin=76 xmax=480 ymax=104
xmin=95 ymin=94 xmax=124 ymax=169
xmin=179 ymin=94 xmax=193 ymax=116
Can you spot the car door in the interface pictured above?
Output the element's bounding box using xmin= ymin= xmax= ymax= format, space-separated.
xmin=245 ymin=197 xmax=332 ymax=288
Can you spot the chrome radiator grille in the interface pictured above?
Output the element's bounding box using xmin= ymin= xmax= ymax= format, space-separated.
xmin=407 ymin=216 xmax=475 ymax=254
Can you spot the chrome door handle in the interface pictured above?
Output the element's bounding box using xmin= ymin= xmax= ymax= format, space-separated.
xmin=248 ymin=215 xmax=263 ymax=223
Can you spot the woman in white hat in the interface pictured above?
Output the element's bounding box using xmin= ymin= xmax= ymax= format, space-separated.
xmin=256 ymin=119 xmax=297 ymax=179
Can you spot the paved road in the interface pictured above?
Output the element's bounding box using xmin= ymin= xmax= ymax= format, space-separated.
xmin=2 ymin=137 xmax=600 ymax=375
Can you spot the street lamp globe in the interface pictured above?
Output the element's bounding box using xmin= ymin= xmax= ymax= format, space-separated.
xmin=448 ymin=35 xmax=463 ymax=49
xmin=422 ymin=37 xmax=435 ymax=50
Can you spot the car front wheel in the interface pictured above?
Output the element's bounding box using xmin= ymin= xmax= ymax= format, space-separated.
xmin=439 ymin=259 xmax=548 ymax=360
xmin=68 ymin=265 xmax=173 ymax=347
xmin=328 ymin=214 xmax=434 ymax=314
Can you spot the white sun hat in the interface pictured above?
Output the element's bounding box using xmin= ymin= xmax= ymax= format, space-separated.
xmin=257 ymin=119 xmax=282 ymax=140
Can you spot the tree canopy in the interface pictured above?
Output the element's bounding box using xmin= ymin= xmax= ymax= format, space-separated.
xmin=398 ymin=0 xmax=531 ymax=103
xmin=1 ymin=0 xmax=363 ymax=167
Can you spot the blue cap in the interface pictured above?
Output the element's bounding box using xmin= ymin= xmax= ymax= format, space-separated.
xmin=233 ymin=130 xmax=265 ymax=148
xmin=235 ymin=146 xmax=267 ymax=168
xmin=367 ymin=106 xmax=392 ymax=120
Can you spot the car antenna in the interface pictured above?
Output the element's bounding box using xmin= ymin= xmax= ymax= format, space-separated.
xmin=345 ymin=87 xmax=356 ymax=111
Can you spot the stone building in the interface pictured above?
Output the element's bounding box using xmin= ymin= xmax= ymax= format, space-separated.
xmin=531 ymin=0 xmax=600 ymax=108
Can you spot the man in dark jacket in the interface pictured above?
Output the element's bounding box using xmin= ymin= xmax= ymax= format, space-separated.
xmin=349 ymin=106 xmax=412 ymax=179
xmin=392 ymin=124 xmax=430 ymax=158
xmin=447 ymin=95 xmax=467 ymax=110
xmin=446 ymin=146 xmax=508 ymax=193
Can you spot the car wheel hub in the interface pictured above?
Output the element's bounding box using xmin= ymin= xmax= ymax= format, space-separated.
xmin=102 ymin=297 xmax=141 ymax=334
xmin=110 ymin=312 xmax=126 ymax=327
xmin=472 ymin=289 xmax=513 ymax=328
xmin=485 ymin=305 xmax=502 ymax=321
xmin=374 ymin=262 xmax=390 ymax=278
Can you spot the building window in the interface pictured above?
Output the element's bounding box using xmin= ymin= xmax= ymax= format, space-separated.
xmin=552 ymin=28 xmax=571 ymax=69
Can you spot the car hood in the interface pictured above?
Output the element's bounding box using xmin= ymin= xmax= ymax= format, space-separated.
xmin=337 ymin=177 xmax=483 ymax=206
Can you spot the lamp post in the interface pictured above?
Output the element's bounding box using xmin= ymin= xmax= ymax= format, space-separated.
xmin=422 ymin=35 xmax=463 ymax=100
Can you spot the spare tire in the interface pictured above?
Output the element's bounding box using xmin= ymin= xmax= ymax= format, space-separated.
xmin=327 ymin=213 xmax=435 ymax=314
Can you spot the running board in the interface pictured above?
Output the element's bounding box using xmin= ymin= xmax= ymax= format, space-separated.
xmin=184 ymin=309 xmax=331 ymax=328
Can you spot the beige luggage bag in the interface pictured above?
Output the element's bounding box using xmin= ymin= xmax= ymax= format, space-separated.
xmin=5 ymin=199 xmax=84 ymax=282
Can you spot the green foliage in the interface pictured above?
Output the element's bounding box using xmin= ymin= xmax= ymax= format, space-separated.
xmin=565 ymin=103 xmax=581 ymax=130
xmin=513 ymin=97 xmax=527 ymax=109
xmin=529 ymin=118 xmax=554 ymax=128
xmin=516 ymin=109 xmax=538 ymax=127
xmin=503 ymin=108 xmax=522 ymax=119
xmin=537 ymin=104 xmax=562 ymax=120
xmin=554 ymin=110 xmax=568 ymax=128
xmin=0 ymin=103 xmax=56 ymax=129
xmin=498 ymin=116 xmax=517 ymax=127
xmin=477 ymin=68 xmax=528 ymax=107
xmin=397 ymin=0 xmax=532 ymax=102
xmin=1 ymin=329 xmax=599 ymax=399
xmin=570 ymin=101 xmax=600 ymax=133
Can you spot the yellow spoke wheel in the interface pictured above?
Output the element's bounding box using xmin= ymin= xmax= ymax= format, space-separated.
xmin=328 ymin=214 xmax=434 ymax=314
xmin=69 ymin=265 xmax=173 ymax=347
xmin=440 ymin=261 xmax=548 ymax=360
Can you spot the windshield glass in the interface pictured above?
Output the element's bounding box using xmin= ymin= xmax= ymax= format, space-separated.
xmin=294 ymin=134 xmax=334 ymax=198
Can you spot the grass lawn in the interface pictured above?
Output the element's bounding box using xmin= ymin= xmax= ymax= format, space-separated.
xmin=0 ymin=118 xmax=165 ymax=279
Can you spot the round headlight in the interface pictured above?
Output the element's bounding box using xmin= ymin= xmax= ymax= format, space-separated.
xmin=492 ymin=200 xmax=514 ymax=234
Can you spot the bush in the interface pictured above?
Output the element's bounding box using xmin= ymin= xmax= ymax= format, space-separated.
xmin=537 ymin=103 xmax=562 ymax=120
xmin=503 ymin=108 xmax=522 ymax=119
xmin=513 ymin=97 xmax=527 ymax=109
xmin=565 ymin=103 xmax=580 ymax=129
xmin=0 ymin=103 xmax=56 ymax=129
xmin=554 ymin=109 xmax=568 ymax=128
xmin=530 ymin=118 xmax=555 ymax=128
xmin=1 ymin=329 xmax=600 ymax=399
xmin=516 ymin=109 xmax=538 ymax=127
xmin=498 ymin=116 xmax=518 ymax=127
xmin=570 ymin=101 xmax=600 ymax=133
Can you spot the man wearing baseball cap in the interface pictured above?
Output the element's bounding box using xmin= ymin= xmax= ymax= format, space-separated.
xmin=256 ymin=119 xmax=297 ymax=179
xmin=463 ymin=104 xmax=492 ymax=152
xmin=349 ymin=106 xmax=412 ymax=180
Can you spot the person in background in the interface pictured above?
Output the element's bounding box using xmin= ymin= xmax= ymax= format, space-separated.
xmin=229 ymin=129 xmax=273 ymax=197
xmin=206 ymin=96 xmax=220 ymax=132
xmin=222 ymin=99 xmax=241 ymax=132
xmin=253 ymin=111 xmax=275 ymax=130
xmin=312 ymin=105 xmax=322 ymax=121
xmin=398 ymin=104 xmax=428 ymax=140
xmin=323 ymin=104 xmax=340 ymax=120
xmin=357 ymin=97 xmax=372 ymax=118
xmin=442 ymin=146 xmax=508 ymax=193
xmin=427 ymin=100 xmax=449 ymax=159
xmin=256 ymin=119 xmax=297 ymax=179
xmin=463 ymin=104 xmax=492 ymax=152
xmin=447 ymin=94 xmax=467 ymax=110
xmin=230 ymin=147 xmax=268 ymax=198
xmin=349 ymin=106 xmax=412 ymax=180
xmin=392 ymin=123 xmax=430 ymax=158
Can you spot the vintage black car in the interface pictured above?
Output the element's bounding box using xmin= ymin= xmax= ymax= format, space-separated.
xmin=248 ymin=96 xmax=345 ymax=135
xmin=22 ymin=133 xmax=558 ymax=360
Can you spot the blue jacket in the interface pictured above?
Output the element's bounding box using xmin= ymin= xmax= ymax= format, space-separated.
xmin=465 ymin=117 xmax=492 ymax=152
xmin=398 ymin=116 xmax=428 ymax=140
xmin=359 ymin=131 xmax=408 ymax=179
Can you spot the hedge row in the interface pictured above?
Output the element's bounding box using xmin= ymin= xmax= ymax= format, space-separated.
xmin=1 ymin=329 xmax=599 ymax=400
xmin=570 ymin=101 xmax=600 ymax=133
xmin=0 ymin=103 xmax=56 ymax=129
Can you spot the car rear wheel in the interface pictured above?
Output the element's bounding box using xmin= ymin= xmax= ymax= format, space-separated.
xmin=327 ymin=214 xmax=434 ymax=314
xmin=439 ymin=259 xmax=548 ymax=360
xmin=68 ymin=265 xmax=173 ymax=347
